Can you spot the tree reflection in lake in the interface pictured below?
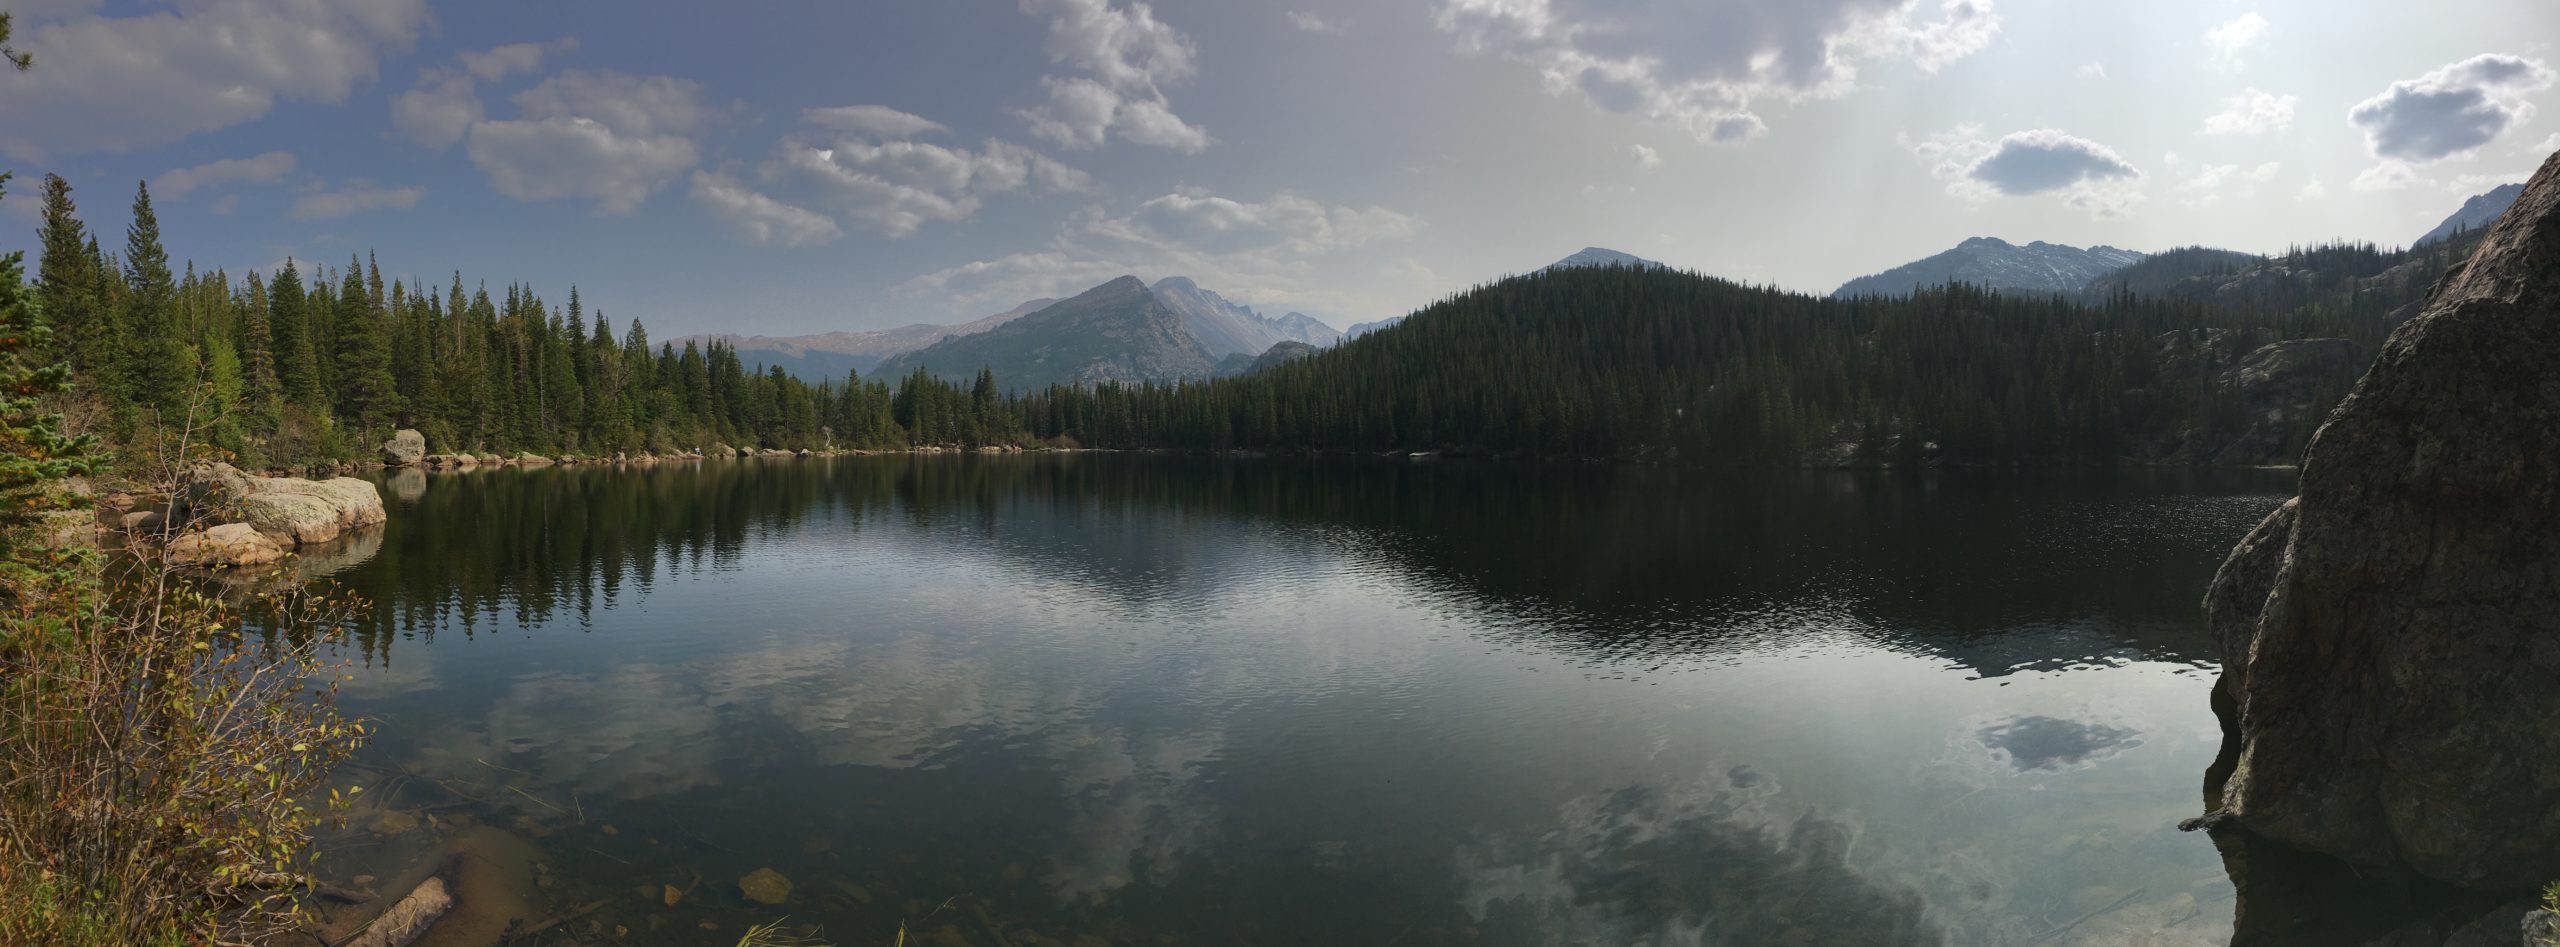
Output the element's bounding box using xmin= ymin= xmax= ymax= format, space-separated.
xmin=314 ymin=456 xmax=2284 ymax=945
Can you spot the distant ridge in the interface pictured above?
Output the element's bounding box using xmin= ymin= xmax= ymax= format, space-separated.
xmin=2415 ymin=182 xmax=2524 ymax=247
xmin=685 ymin=297 xmax=1054 ymax=380
xmin=1834 ymin=237 xmax=2146 ymax=298
xmin=1542 ymin=247 xmax=1665 ymax=272
xmin=875 ymin=276 xmax=1215 ymax=390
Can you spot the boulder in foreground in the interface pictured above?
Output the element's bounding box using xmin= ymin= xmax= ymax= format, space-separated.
xmin=2202 ymin=149 xmax=2560 ymax=891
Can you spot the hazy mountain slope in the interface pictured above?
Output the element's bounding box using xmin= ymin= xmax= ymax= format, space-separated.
xmin=1269 ymin=312 xmax=1344 ymax=346
xmin=1834 ymin=237 xmax=2146 ymax=298
xmin=690 ymin=297 xmax=1055 ymax=380
xmin=2415 ymin=182 xmax=2524 ymax=246
xmin=1543 ymin=247 xmax=1665 ymax=271
xmin=1344 ymin=316 xmax=1403 ymax=339
xmin=877 ymin=276 xmax=1214 ymax=389
xmin=1150 ymin=277 xmax=1289 ymax=358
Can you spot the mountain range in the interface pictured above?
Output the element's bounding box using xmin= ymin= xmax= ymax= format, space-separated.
xmin=684 ymin=297 xmax=1055 ymax=380
xmin=874 ymin=276 xmax=1217 ymax=390
xmin=862 ymin=246 xmax=1666 ymax=389
xmin=2415 ymin=182 xmax=2524 ymax=246
xmin=1833 ymin=237 xmax=2147 ymax=298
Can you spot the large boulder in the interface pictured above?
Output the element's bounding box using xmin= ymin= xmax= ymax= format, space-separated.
xmin=183 ymin=463 xmax=386 ymax=547
xmin=382 ymin=429 xmax=426 ymax=466
xmin=2200 ymin=150 xmax=2560 ymax=891
xmin=166 ymin=522 xmax=287 ymax=568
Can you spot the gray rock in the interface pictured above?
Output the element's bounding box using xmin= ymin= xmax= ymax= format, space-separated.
xmin=2524 ymin=909 xmax=2560 ymax=947
xmin=166 ymin=522 xmax=287 ymax=568
xmin=2202 ymin=150 xmax=2560 ymax=890
xmin=382 ymin=428 xmax=426 ymax=466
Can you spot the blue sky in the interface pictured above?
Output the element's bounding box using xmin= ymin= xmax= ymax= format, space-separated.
xmin=0 ymin=0 xmax=2554 ymax=337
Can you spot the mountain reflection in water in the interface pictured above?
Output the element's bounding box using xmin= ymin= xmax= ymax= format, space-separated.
xmin=311 ymin=456 xmax=2288 ymax=946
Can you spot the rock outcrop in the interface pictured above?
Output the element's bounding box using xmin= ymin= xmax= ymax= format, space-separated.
xmin=165 ymin=522 xmax=288 ymax=568
xmin=184 ymin=463 xmax=387 ymax=547
xmin=382 ymin=429 xmax=426 ymax=466
xmin=2199 ymin=150 xmax=2560 ymax=891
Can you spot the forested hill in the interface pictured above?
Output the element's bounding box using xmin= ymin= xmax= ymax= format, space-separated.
xmin=1015 ymin=259 xmax=2429 ymax=466
xmin=20 ymin=171 xmax=2478 ymax=471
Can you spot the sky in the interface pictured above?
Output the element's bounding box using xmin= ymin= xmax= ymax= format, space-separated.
xmin=0 ymin=0 xmax=2553 ymax=338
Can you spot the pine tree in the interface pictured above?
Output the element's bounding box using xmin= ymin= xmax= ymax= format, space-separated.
xmin=34 ymin=174 xmax=114 ymax=394
xmin=268 ymin=259 xmax=319 ymax=404
xmin=119 ymin=181 xmax=186 ymax=419
xmin=238 ymin=270 xmax=280 ymax=417
xmin=0 ymin=173 xmax=100 ymax=582
xmin=331 ymin=254 xmax=397 ymax=427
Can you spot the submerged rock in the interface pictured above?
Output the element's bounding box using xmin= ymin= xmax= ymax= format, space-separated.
xmin=738 ymin=867 xmax=792 ymax=905
xmin=2201 ymin=150 xmax=2560 ymax=891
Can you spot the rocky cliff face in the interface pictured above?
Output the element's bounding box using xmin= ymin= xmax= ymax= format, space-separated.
xmin=2201 ymin=150 xmax=2560 ymax=895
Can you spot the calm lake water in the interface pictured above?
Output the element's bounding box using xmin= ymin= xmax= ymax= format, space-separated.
xmin=309 ymin=456 xmax=2293 ymax=946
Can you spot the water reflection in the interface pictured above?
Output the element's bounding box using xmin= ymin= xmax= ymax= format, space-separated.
xmin=316 ymin=457 xmax=2287 ymax=946
xmin=1459 ymin=768 xmax=1943 ymax=946
xmin=1980 ymin=716 xmax=2146 ymax=772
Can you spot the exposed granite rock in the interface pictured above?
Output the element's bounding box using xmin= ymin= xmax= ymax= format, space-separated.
xmin=2200 ymin=150 xmax=2560 ymax=892
xmin=382 ymin=429 xmax=426 ymax=466
xmin=165 ymin=522 xmax=288 ymax=568
xmin=184 ymin=463 xmax=386 ymax=547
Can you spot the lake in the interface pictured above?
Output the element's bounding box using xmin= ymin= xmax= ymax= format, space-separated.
xmin=309 ymin=456 xmax=2294 ymax=946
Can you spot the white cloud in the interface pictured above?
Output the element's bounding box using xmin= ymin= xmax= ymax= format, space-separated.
xmin=2297 ymin=180 xmax=2328 ymax=201
xmin=2203 ymin=13 xmax=2268 ymax=69
xmin=1435 ymin=0 xmax=1999 ymax=145
xmin=690 ymin=171 xmax=842 ymax=248
xmin=773 ymin=136 xmax=1089 ymax=237
xmin=0 ymin=0 xmax=430 ymax=159
xmin=458 ymin=38 xmax=576 ymax=82
xmin=2350 ymin=53 xmax=2555 ymax=163
xmin=391 ymin=73 xmax=483 ymax=150
xmin=2075 ymin=62 xmax=2106 ymax=81
xmin=512 ymin=70 xmax=712 ymax=138
xmin=464 ymin=70 xmax=711 ymax=215
xmin=1907 ymin=125 xmax=2143 ymax=218
xmin=1097 ymin=189 xmax=1421 ymax=255
xmin=905 ymin=188 xmax=1422 ymax=316
xmin=1015 ymin=0 xmax=1214 ymax=153
xmin=2175 ymin=161 xmax=2281 ymax=205
xmin=153 ymin=151 xmax=296 ymax=200
xmin=1286 ymin=11 xmax=1343 ymax=33
xmin=208 ymin=194 xmax=240 ymax=216
xmin=803 ymin=105 xmax=951 ymax=138
xmin=2536 ymin=132 xmax=2560 ymax=155
xmin=392 ymin=40 xmax=591 ymax=151
xmin=2353 ymin=160 xmax=2422 ymax=191
xmin=291 ymin=181 xmax=423 ymax=219
xmin=2203 ymin=88 xmax=2297 ymax=135
xmin=1632 ymin=143 xmax=1663 ymax=169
